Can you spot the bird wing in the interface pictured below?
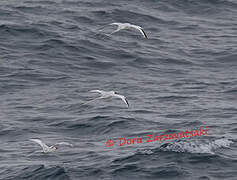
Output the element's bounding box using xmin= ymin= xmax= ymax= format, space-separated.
xmin=123 ymin=97 xmax=129 ymax=108
xmin=139 ymin=28 xmax=148 ymax=39
xmin=30 ymin=139 xmax=49 ymax=151
xmin=114 ymin=94 xmax=129 ymax=108
xmin=109 ymin=22 xmax=121 ymax=27
xmin=90 ymin=90 xmax=104 ymax=94
xmin=55 ymin=142 xmax=73 ymax=147
xmin=81 ymin=90 xmax=109 ymax=106
xmin=108 ymin=23 xmax=124 ymax=35
xmin=129 ymin=25 xmax=148 ymax=39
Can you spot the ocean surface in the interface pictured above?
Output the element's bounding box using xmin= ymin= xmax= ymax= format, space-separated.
xmin=0 ymin=0 xmax=237 ymax=179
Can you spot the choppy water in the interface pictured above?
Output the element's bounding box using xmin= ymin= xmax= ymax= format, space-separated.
xmin=0 ymin=0 xmax=237 ymax=179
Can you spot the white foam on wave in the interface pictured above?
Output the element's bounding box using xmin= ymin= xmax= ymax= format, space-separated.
xmin=160 ymin=138 xmax=234 ymax=154
xmin=137 ymin=149 xmax=153 ymax=155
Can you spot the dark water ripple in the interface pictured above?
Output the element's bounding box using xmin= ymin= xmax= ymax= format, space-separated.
xmin=0 ymin=0 xmax=237 ymax=179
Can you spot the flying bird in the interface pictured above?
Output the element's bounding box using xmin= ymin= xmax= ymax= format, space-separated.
xmin=83 ymin=90 xmax=129 ymax=108
xmin=106 ymin=23 xmax=148 ymax=39
xmin=29 ymin=139 xmax=73 ymax=153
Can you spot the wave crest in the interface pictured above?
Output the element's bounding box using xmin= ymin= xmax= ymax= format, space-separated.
xmin=160 ymin=138 xmax=234 ymax=154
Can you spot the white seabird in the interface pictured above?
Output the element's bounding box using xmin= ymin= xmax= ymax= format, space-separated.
xmin=83 ymin=90 xmax=129 ymax=108
xmin=107 ymin=22 xmax=148 ymax=38
xmin=29 ymin=139 xmax=73 ymax=153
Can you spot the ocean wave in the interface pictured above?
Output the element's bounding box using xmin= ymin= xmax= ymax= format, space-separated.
xmin=3 ymin=165 xmax=71 ymax=180
xmin=160 ymin=138 xmax=234 ymax=154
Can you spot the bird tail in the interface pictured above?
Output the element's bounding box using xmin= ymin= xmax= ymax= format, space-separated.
xmin=81 ymin=97 xmax=103 ymax=106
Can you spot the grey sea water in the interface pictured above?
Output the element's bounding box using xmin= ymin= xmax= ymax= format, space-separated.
xmin=0 ymin=0 xmax=237 ymax=179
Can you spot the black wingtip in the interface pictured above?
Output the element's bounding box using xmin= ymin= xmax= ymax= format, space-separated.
xmin=125 ymin=99 xmax=129 ymax=108
xmin=141 ymin=29 xmax=148 ymax=39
